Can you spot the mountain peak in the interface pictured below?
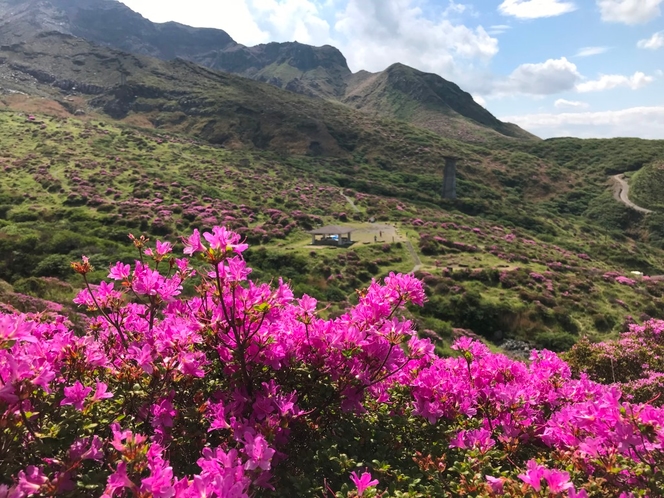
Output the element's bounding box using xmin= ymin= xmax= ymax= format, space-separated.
xmin=345 ymin=62 xmax=535 ymax=140
xmin=215 ymin=41 xmax=351 ymax=98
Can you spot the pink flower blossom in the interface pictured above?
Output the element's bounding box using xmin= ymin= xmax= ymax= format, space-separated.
xmin=183 ymin=229 xmax=204 ymax=256
xmin=242 ymin=432 xmax=275 ymax=471
xmin=60 ymin=381 xmax=92 ymax=411
xmin=91 ymin=381 xmax=113 ymax=403
xmin=17 ymin=466 xmax=48 ymax=495
xmin=485 ymin=475 xmax=504 ymax=494
xmin=108 ymin=262 xmax=131 ymax=281
xmin=350 ymin=471 xmax=379 ymax=496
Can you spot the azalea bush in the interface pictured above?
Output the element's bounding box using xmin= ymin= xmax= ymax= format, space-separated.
xmin=566 ymin=319 xmax=664 ymax=405
xmin=1 ymin=226 xmax=664 ymax=497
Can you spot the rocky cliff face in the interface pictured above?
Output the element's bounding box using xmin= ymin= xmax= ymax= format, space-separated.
xmin=203 ymin=42 xmax=351 ymax=98
xmin=60 ymin=0 xmax=235 ymax=59
xmin=0 ymin=0 xmax=70 ymax=43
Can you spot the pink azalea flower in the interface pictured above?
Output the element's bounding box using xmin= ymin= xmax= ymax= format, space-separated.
xmin=0 ymin=314 xmax=36 ymax=344
xmin=518 ymin=460 xmax=546 ymax=491
xmin=82 ymin=436 xmax=104 ymax=462
xmin=70 ymin=436 xmax=104 ymax=462
xmin=102 ymin=462 xmax=134 ymax=498
xmin=182 ymin=229 xmax=205 ymax=256
xmin=17 ymin=466 xmax=48 ymax=495
xmin=544 ymin=469 xmax=574 ymax=493
xmin=178 ymin=351 xmax=206 ymax=378
xmin=91 ymin=381 xmax=113 ymax=403
xmin=146 ymin=241 xmax=174 ymax=258
xmin=350 ymin=471 xmax=379 ymax=496
xmin=108 ymin=262 xmax=131 ymax=281
xmin=485 ymin=475 xmax=504 ymax=494
xmin=203 ymin=226 xmax=248 ymax=254
xmin=0 ymin=383 xmax=18 ymax=404
xmin=151 ymin=397 xmax=177 ymax=429
xmin=243 ymin=432 xmax=275 ymax=471
xmin=140 ymin=444 xmax=175 ymax=498
xmin=155 ymin=240 xmax=173 ymax=256
xmin=60 ymin=381 xmax=92 ymax=411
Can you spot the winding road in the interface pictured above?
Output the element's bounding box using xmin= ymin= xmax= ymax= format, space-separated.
xmin=611 ymin=174 xmax=653 ymax=214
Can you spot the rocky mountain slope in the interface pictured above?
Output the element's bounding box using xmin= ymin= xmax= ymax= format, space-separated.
xmin=0 ymin=0 xmax=235 ymax=57
xmin=0 ymin=0 xmax=533 ymax=141
xmin=344 ymin=63 xmax=535 ymax=140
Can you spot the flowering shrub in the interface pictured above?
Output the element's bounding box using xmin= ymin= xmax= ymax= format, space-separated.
xmin=566 ymin=319 xmax=664 ymax=406
xmin=1 ymin=226 xmax=664 ymax=497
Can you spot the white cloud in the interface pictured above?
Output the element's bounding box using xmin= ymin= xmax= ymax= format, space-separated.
xmin=501 ymin=106 xmax=664 ymax=138
xmin=575 ymin=46 xmax=609 ymax=57
xmin=554 ymin=98 xmax=589 ymax=109
xmin=442 ymin=0 xmax=468 ymax=16
xmin=119 ymin=0 xmax=269 ymax=44
xmin=334 ymin=0 xmax=498 ymax=78
xmin=638 ymin=31 xmax=664 ymax=49
xmin=498 ymin=0 xmax=577 ymax=19
xmin=488 ymin=24 xmax=511 ymax=35
xmin=576 ymin=71 xmax=654 ymax=92
xmin=119 ymin=0 xmax=333 ymax=46
xmin=473 ymin=94 xmax=487 ymax=106
xmin=498 ymin=57 xmax=581 ymax=95
xmin=243 ymin=0 xmax=332 ymax=46
xmin=597 ymin=0 xmax=663 ymax=25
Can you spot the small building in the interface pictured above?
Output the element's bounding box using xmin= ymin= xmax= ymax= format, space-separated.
xmin=309 ymin=225 xmax=355 ymax=247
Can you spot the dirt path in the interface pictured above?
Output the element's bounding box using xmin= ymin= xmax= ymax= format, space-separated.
xmin=611 ymin=174 xmax=653 ymax=214
xmin=340 ymin=190 xmax=360 ymax=213
xmin=403 ymin=239 xmax=422 ymax=274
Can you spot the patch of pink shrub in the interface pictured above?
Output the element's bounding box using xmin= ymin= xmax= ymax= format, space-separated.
xmin=1 ymin=227 xmax=663 ymax=497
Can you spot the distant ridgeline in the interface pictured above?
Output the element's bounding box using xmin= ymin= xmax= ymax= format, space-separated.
xmin=0 ymin=0 xmax=535 ymax=142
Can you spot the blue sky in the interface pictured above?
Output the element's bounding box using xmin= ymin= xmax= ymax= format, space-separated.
xmin=119 ymin=0 xmax=664 ymax=139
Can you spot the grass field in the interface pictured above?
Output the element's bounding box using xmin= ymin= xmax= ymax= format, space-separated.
xmin=2 ymin=102 xmax=664 ymax=353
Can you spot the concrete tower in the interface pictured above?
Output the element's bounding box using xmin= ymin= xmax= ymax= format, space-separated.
xmin=442 ymin=156 xmax=459 ymax=199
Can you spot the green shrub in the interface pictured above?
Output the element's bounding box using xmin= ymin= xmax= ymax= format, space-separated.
xmin=535 ymin=331 xmax=577 ymax=352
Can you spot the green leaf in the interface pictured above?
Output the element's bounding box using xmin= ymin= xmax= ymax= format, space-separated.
xmin=1 ymin=339 xmax=16 ymax=350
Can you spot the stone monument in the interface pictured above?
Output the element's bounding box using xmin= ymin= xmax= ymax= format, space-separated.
xmin=442 ymin=156 xmax=460 ymax=199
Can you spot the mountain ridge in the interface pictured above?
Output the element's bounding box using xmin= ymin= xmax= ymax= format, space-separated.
xmin=0 ymin=0 xmax=535 ymax=141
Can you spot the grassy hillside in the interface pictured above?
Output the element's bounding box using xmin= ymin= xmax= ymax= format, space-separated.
xmin=1 ymin=30 xmax=664 ymax=354
xmin=2 ymin=109 xmax=664 ymax=354
xmin=496 ymin=137 xmax=664 ymax=237
xmin=630 ymin=162 xmax=664 ymax=210
xmin=0 ymin=33 xmax=580 ymax=223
